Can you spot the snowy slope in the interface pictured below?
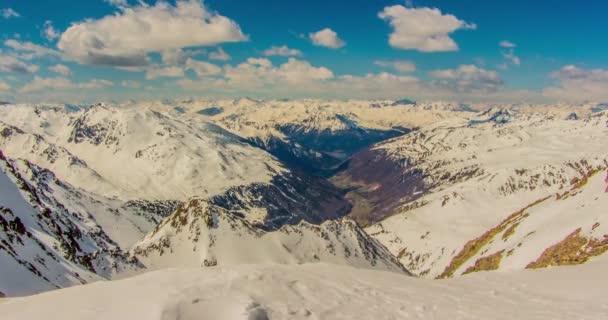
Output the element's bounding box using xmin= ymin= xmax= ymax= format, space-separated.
xmin=2 ymin=259 xmax=608 ymax=320
xmin=339 ymin=109 xmax=608 ymax=277
xmin=0 ymin=104 xmax=350 ymax=233
xmin=0 ymin=103 xmax=285 ymax=201
xmin=132 ymin=198 xmax=405 ymax=273
xmin=0 ymin=153 xmax=140 ymax=297
xmin=0 ymin=103 xmax=352 ymax=296
xmin=131 ymin=98 xmax=472 ymax=175
xmin=438 ymin=168 xmax=608 ymax=278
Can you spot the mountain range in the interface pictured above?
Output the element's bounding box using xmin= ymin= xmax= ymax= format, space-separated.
xmin=0 ymin=99 xmax=606 ymax=310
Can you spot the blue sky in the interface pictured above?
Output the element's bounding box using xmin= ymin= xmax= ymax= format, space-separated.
xmin=1 ymin=0 xmax=607 ymax=103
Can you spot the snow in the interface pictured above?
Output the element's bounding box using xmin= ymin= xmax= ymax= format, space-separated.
xmin=2 ymin=260 xmax=608 ymax=320
xmin=1 ymin=99 xmax=607 ymax=309
xmin=132 ymin=199 xmax=405 ymax=273
xmin=364 ymin=110 xmax=608 ymax=277
xmin=0 ymin=104 xmax=285 ymax=201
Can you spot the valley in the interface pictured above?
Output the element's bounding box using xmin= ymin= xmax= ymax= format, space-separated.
xmin=0 ymin=98 xmax=606 ymax=303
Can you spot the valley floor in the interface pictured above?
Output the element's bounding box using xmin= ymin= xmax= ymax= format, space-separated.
xmin=2 ymin=258 xmax=607 ymax=320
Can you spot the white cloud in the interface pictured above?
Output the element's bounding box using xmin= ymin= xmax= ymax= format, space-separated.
xmin=145 ymin=66 xmax=185 ymax=80
xmin=1 ymin=8 xmax=20 ymax=19
xmin=263 ymin=45 xmax=302 ymax=57
xmin=185 ymin=58 xmax=222 ymax=77
xmin=374 ymin=60 xmax=416 ymax=73
xmin=43 ymin=21 xmax=60 ymax=41
xmin=174 ymin=57 xmax=533 ymax=101
xmin=58 ymin=0 xmax=247 ymax=67
xmin=0 ymin=55 xmax=39 ymax=73
xmin=543 ymin=65 xmax=608 ymax=102
xmin=161 ymin=48 xmax=189 ymax=66
xmin=378 ymin=6 xmax=475 ymax=52
xmin=430 ymin=64 xmax=503 ymax=92
xmin=224 ymin=57 xmax=334 ymax=87
xmin=209 ymin=47 xmax=230 ymax=61
xmin=20 ymin=77 xmax=113 ymax=93
xmin=0 ymin=81 xmax=10 ymax=91
xmin=499 ymin=40 xmax=516 ymax=48
xmin=49 ymin=64 xmax=71 ymax=76
xmin=4 ymin=39 xmax=62 ymax=60
xmin=309 ymin=28 xmax=345 ymax=49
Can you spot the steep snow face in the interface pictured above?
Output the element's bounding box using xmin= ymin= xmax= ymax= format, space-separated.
xmin=0 ymin=153 xmax=140 ymax=297
xmin=0 ymin=103 xmax=352 ymax=296
xmin=337 ymin=110 xmax=608 ymax=277
xmin=0 ymin=104 xmax=285 ymax=201
xmin=2 ymin=260 xmax=608 ymax=320
xmin=132 ymin=199 xmax=405 ymax=273
xmin=436 ymin=169 xmax=608 ymax=278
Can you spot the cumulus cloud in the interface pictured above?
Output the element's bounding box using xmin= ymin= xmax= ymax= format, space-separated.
xmin=378 ymin=6 xmax=475 ymax=52
xmin=145 ymin=66 xmax=185 ymax=80
xmin=374 ymin=60 xmax=416 ymax=73
xmin=430 ymin=65 xmax=503 ymax=92
xmin=43 ymin=21 xmax=60 ymax=41
xmin=1 ymin=8 xmax=20 ymax=19
xmin=0 ymin=81 xmax=10 ymax=91
xmin=543 ymin=65 xmax=608 ymax=102
xmin=49 ymin=64 xmax=71 ymax=76
xmin=209 ymin=47 xmax=230 ymax=61
xmin=263 ymin=45 xmax=302 ymax=57
xmin=309 ymin=28 xmax=345 ymax=49
xmin=20 ymin=77 xmax=113 ymax=93
xmin=58 ymin=0 xmax=247 ymax=67
xmin=161 ymin=48 xmax=189 ymax=66
xmin=0 ymin=55 xmax=39 ymax=73
xmin=174 ymin=56 xmax=541 ymax=102
xmin=224 ymin=57 xmax=333 ymax=87
xmin=185 ymin=58 xmax=222 ymax=77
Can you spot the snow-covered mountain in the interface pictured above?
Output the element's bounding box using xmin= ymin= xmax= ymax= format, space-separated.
xmin=3 ymin=258 xmax=608 ymax=320
xmin=1 ymin=99 xmax=607 ymax=302
xmin=0 ymin=103 xmax=285 ymax=201
xmin=132 ymin=198 xmax=406 ymax=273
xmin=129 ymin=98 xmax=473 ymax=175
xmin=0 ymin=102 xmax=357 ymax=296
xmin=336 ymin=108 xmax=608 ymax=277
xmin=0 ymin=152 xmax=140 ymax=296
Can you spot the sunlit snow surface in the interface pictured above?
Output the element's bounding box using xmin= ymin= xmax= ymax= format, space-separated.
xmin=2 ymin=259 xmax=608 ymax=320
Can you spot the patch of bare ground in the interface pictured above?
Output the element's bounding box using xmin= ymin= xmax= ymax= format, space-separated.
xmin=526 ymin=228 xmax=608 ymax=269
xmin=439 ymin=168 xmax=607 ymax=278
xmin=437 ymin=196 xmax=551 ymax=279
xmin=463 ymin=250 xmax=505 ymax=275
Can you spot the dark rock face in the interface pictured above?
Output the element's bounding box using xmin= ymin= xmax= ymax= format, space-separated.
xmin=208 ymin=171 xmax=352 ymax=230
xmin=68 ymin=110 xmax=120 ymax=146
xmin=0 ymin=154 xmax=142 ymax=294
xmin=121 ymin=200 xmax=181 ymax=225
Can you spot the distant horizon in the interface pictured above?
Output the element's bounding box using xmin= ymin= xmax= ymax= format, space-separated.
xmin=1 ymin=0 xmax=608 ymax=104
xmin=3 ymin=96 xmax=607 ymax=108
